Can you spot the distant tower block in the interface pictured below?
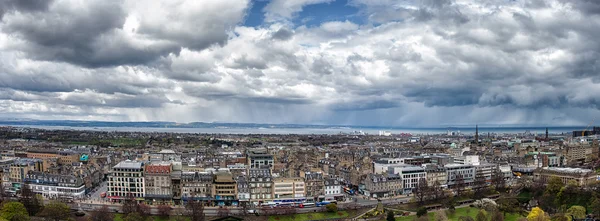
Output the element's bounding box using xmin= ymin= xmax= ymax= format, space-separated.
xmin=546 ymin=127 xmax=549 ymax=139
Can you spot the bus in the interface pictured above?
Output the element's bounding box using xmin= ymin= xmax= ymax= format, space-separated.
xmin=299 ymin=203 xmax=315 ymax=208
xmin=100 ymin=192 xmax=107 ymax=198
xmin=343 ymin=187 xmax=355 ymax=195
xmin=316 ymin=201 xmax=336 ymax=207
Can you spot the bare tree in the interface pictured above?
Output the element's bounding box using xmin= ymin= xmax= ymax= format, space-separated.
xmin=157 ymin=205 xmax=171 ymax=217
xmin=137 ymin=203 xmax=151 ymax=220
xmin=18 ymin=184 xmax=42 ymax=216
xmin=473 ymin=170 xmax=487 ymax=199
xmin=491 ymin=168 xmax=506 ymax=192
xmin=217 ymin=206 xmax=230 ymax=217
xmin=413 ymin=178 xmax=430 ymax=205
xmin=121 ymin=193 xmax=138 ymax=215
xmin=453 ymin=175 xmax=465 ymax=197
xmin=90 ymin=205 xmax=115 ymax=221
xmin=432 ymin=181 xmax=445 ymax=201
xmin=185 ymin=200 xmax=205 ymax=221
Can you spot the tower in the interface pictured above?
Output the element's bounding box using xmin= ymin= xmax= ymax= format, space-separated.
xmin=475 ymin=124 xmax=479 ymax=145
xmin=545 ymin=127 xmax=549 ymax=139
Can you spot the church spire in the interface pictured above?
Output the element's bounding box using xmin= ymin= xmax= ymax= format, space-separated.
xmin=475 ymin=124 xmax=479 ymax=145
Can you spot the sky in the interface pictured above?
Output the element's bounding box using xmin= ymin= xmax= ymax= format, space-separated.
xmin=1 ymin=0 xmax=600 ymax=127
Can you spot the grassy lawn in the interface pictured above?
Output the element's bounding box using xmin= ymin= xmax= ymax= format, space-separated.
xmin=395 ymin=207 xmax=523 ymax=221
xmin=268 ymin=211 xmax=349 ymax=221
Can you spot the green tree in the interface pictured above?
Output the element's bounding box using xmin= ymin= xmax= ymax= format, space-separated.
xmin=566 ymin=205 xmax=586 ymax=219
xmin=498 ymin=198 xmax=519 ymax=215
xmin=417 ymin=207 xmax=428 ymax=217
xmin=491 ymin=210 xmax=504 ymax=221
xmin=325 ymin=203 xmax=338 ymax=213
xmin=550 ymin=214 xmax=569 ymax=221
xmin=476 ymin=209 xmax=488 ymax=221
xmin=0 ymin=202 xmax=29 ymax=221
xmin=37 ymin=201 xmax=71 ymax=221
xmin=387 ymin=211 xmax=396 ymax=221
xmin=589 ymin=197 xmax=600 ymax=216
xmin=458 ymin=217 xmax=475 ymax=221
xmin=435 ymin=211 xmax=448 ymax=221
xmin=123 ymin=212 xmax=143 ymax=221
xmin=546 ymin=177 xmax=564 ymax=195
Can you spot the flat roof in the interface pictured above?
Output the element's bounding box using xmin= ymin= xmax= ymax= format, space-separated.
xmin=114 ymin=160 xmax=143 ymax=169
xmin=544 ymin=167 xmax=593 ymax=173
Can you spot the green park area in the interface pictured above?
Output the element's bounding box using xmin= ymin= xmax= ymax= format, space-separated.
xmin=267 ymin=211 xmax=349 ymax=221
xmin=394 ymin=207 xmax=523 ymax=221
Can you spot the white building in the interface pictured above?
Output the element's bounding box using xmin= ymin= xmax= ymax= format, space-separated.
xmin=324 ymin=178 xmax=342 ymax=197
xmin=373 ymin=158 xmax=405 ymax=174
xmin=444 ymin=164 xmax=475 ymax=188
xmin=388 ymin=164 xmax=426 ymax=194
xmin=107 ymin=160 xmax=145 ymax=200
xmin=25 ymin=171 xmax=86 ymax=199
xmin=272 ymin=177 xmax=305 ymax=200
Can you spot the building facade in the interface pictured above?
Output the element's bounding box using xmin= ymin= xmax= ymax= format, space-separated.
xmin=533 ymin=167 xmax=597 ymax=186
xmin=144 ymin=162 xmax=172 ymax=204
xmin=107 ymin=160 xmax=145 ymax=201
xmin=25 ymin=171 xmax=86 ymax=200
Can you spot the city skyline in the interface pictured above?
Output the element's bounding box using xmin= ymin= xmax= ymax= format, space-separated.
xmin=1 ymin=0 xmax=600 ymax=127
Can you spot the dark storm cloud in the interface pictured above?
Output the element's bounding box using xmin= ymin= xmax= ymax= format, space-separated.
xmin=332 ymin=100 xmax=400 ymax=111
xmin=1 ymin=1 xmax=182 ymax=68
xmin=0 ymin=0 xmax=53 ymax=18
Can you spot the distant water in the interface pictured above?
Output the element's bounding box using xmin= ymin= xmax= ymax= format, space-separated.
xmin=4 ymin=125 xmax=585 ymax=135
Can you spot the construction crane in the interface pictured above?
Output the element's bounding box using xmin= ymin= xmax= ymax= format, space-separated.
xmin=582 ymin=119 xmax=596 ymax=137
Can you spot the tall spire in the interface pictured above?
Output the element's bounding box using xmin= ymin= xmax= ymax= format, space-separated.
xmin=475 ymin=124 xmax=479 ymax=145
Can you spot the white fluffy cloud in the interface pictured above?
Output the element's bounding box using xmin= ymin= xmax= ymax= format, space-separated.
xmin=1 ymin=0 xmax=600 ymax=126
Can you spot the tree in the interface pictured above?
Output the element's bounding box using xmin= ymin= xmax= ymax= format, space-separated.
xmin=545 ymin=177 xmax=564 ymax=195
xmin=387 ymin=211 xmax=396 ymax=221
xmin=121 ymin=193 xmax=138 ymax=215
xmin=497 ymin=198 xmax=519 ymax=215
xmin=458 ymin=217 xmax=475 ymax=221
xmin=589 ymin=197 xmax=600 ymax=216
xmin=527 ymin=207 xmax=550 ymax=221
xmin=89 ymin=205 xmax=114 ymax=221
xmin=566 ymin=205 xmax=586 ymax=219
xmin=476 ymin=210 xmax=488 ymax=221
xmin=157 ymin=205 xmax=172 ymax=218
xmin=417 ymin=207 xmax=428 ymax=217
xmin=18 ymin=185 xmax=41 ymax=216
xmin=491 ymin=168 xmax=506 ymax=192
xmin=414 ymin=178 xmax=431 ymax=205
xmin=325 ymin=203 xmax=338 ymax=213
xmin=432 ymin=181 xmax=445 ymax=201
xmin=435 ymin=211 xmax=448 ymax=221
xmin=454 ymin=175 xmax=466 ymax=197
xmin=1 ymin=202 xmax=29 ymax=221
xmin=473 ymin=170 xmax=488 ymax=199
xmin=123 ymin=212 xmax=143 ymax=221
xmin=185 ymin=200 xmax=205 ymax=221
xmin=137 ymin=203 xmax=151 ymax=220
xmin=217 ymin=206 xmax=229 ymax=217
xmin=490 ymin=210 xmax=504 ymax=221
xmin=550 ymin=214 xmax=569 ymax=221
xmin=37 ymin=201 xmax=71 ymax=221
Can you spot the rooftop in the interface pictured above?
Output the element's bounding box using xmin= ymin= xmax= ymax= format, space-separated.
xmin=543 ymin=167 xmax=593 ymax=174
xmin=114 ymin=160 xmax=144 ymax=169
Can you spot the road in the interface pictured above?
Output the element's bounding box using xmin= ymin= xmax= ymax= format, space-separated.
xmin=71 ymin=194 xmax=413 ymax=216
